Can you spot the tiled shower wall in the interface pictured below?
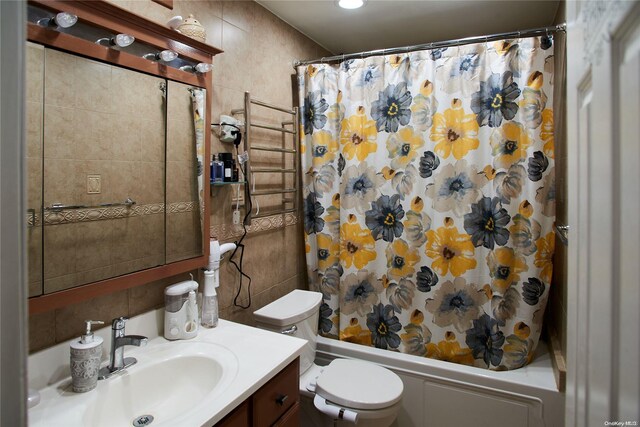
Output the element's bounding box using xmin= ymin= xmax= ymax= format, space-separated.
xmin=29 ymin=0 xmax=330 ymax=351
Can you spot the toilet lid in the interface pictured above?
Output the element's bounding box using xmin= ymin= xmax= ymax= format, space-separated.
xmin=315 ymin=359 xmax=403 ymax=410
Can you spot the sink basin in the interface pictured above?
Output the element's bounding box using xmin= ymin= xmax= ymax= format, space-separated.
xmin=30 ymin=341 xmax=239 ymax=427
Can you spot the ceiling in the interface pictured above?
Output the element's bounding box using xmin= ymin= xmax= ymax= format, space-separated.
xmin=256 ymin=0 xmax=561 ymax=55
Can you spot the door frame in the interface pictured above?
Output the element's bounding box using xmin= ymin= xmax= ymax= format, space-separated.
xmin=0 ymin=1 xmax=28 ymax=426
xmin=565 ymin=1 xmax=640 ymax=425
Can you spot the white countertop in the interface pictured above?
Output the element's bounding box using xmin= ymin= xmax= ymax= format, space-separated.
xmin=28 ymin=312 xmax=306 ymax=426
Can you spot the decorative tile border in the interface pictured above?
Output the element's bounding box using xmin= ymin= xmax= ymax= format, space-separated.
xmin=209 ymin=211 xmax=298 ymax=241
xmin=27 ymin=211 xmax=40 ymax=228
xmin=28 ymin=202 xmax=296 ymax=237
xmin=28 ymin=201 xmax=198 ymax=226
xmin=167 ymin=201 xmax=198 ymax=214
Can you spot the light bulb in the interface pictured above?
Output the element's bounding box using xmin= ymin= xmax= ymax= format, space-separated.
xmin=37 ymin=11 xmax=78 ymax=28
xmin=159 ymin=50 xmax=178 ymax=62
xmin=337 ymin=0 xmax=365 ymax=9
xmin=114 ymin=33 xmax=135 ymax=47
xmin=195 ymin=63 xmax=213 ymax=73
xmin=54 ymin=12 xmax=78 ymax=28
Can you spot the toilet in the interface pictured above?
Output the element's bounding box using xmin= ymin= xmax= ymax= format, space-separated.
xmin=253 ymin=290 xmax=404 ymax=427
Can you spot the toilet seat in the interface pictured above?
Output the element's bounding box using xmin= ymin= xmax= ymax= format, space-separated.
xmin=315 ymin=359 xmax=403 ymax=410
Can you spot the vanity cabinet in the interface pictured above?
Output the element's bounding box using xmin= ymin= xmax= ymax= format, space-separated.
xmin=216 ymin=358 xmax=300 ymax=427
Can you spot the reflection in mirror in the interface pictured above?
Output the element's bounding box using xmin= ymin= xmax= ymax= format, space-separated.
xmin=40 ymin=48 xmax=166 ymax=294
xmin=166 ymin=81 xmax=204 ymax=263
xmin=26 ymin=42 xmax=44 ymax=297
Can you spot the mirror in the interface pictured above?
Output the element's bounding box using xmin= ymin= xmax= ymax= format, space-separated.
xmin=27 ymin=42 xmax=204 ymax=297
xmin=166 ymin=80 xmax=204 ymax=264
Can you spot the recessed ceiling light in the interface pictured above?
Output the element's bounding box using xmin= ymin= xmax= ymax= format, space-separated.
xmin=337 ymin=0 xmax=365 ymax=10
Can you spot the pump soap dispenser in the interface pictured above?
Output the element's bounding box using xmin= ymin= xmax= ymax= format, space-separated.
xmin=70 ymin=320 xmax=104 ymax=393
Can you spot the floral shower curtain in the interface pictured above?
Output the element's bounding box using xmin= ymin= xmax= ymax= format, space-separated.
xmin=298 ymin=36 xmax=555 ymax=370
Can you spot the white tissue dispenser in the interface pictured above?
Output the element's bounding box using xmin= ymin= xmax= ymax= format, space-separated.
xmin=70 ymin=320 xmax=104 ymax=393
xmin=164 ymin=279 xmax=199 ymax=340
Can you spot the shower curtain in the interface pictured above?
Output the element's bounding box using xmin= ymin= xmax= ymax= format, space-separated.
xmin=298 ymin=36 xmax=555 ymax=370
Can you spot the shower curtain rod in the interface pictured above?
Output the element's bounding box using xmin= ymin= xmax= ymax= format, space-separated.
xmin=293 ymin=23 xmax=566 ymax=67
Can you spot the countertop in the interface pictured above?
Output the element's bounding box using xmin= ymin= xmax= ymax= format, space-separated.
xmin=28 ymin=316 xmax=307 ymax=426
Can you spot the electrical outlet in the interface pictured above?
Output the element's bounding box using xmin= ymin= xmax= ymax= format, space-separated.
xmin=232 ymin=210 xmax=240 ymax=225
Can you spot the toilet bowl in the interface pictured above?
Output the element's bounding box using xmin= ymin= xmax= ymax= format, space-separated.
xmin=253 ymin=290 xmax=403 ymax=427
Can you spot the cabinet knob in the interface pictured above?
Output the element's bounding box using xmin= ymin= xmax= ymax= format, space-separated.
xmin=276 ymin=394 xmax=288 ymax=406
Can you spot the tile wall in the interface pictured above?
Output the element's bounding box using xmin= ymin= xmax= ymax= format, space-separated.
xmin=29 ymin=0 xmax=331 ymax=351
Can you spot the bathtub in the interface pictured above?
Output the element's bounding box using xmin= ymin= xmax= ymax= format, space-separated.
xmin=311 ymin=336 xmax=564 ymax=427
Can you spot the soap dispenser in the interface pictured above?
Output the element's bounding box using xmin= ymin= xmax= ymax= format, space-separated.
xmin=70 ymin=320 xmax=104 ymax=393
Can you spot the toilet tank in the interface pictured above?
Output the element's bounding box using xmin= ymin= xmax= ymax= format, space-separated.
xmin=253 ymin=290 xmax=323 ymax=374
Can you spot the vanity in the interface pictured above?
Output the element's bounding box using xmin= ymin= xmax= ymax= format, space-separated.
xmin=24 ymin=3 xmax=305 ymax=425
xmin=28 ymin=310 xmax=306 ymax=426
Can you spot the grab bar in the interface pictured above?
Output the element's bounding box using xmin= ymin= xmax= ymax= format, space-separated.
xmin=45 ymin=198 xmax=136 ymax=212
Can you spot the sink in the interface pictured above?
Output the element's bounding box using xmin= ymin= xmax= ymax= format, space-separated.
xmin=30 ymin=341 xmax=239 ymax=427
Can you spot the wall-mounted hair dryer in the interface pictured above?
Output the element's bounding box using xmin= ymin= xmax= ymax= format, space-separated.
xmin=209 ymin=240 xmax=237 ymax=271
xmin=216 ymin=115 xmax=243 ymax=146
xmin=202 ymin=240 xmax=237 ymax=328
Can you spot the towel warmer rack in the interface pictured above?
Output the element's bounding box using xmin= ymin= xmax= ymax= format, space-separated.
xmin=231 ymin=92 xmax=299 ymax=225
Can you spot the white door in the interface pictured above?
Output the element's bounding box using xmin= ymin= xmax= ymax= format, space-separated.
xmin=566 ymin=1 xmax=640 ymax=426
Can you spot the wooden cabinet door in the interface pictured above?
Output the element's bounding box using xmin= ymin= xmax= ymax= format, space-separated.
xmin=272 ymin=402 xmax=299 ymax=427
xmin=217 ymin=400 xmax=250 ymax=427
xmin=252 ymin=359 xmax=300 ymax=427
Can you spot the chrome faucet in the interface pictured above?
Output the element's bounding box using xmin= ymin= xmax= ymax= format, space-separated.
xmin=98 ymin=317 xmax=148 ymax=380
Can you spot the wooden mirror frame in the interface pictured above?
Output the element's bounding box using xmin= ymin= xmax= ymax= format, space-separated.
xmin=27 ymin=0 xmax=222 ymax=314
xmin=151 ymin=0 xmax=174 ymax=10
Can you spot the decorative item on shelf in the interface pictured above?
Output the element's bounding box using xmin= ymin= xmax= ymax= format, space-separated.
xmin=176 ymin=14 xmax=206 ymax=43
xmin=167 ymin=15 xmax=183 ymax=30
